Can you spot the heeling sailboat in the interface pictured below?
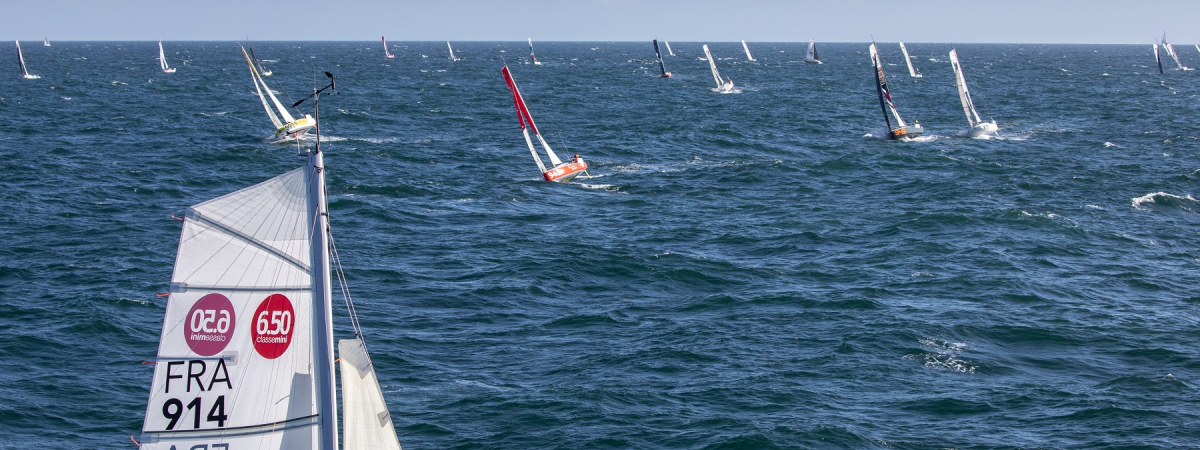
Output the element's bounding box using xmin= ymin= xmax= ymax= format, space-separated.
xmin=1160 ymin=33 xmax=1190 ymax=70
xmin=447 ymin=41 xmax=459 ymax=61
xmin=137 ymin=73 xmax=403 ymax=450
xmin=664 ymin=40 xmax=675 ymax=56
xmin=1153 ymin=42 xmax=1164 ymax=74
xmin=43 ymin=37 xmax=50 ymax=47
xmin=382 ymin=36 xmax=395 ymax=59
xmin=15 ymin=41 xmax=39 ymax=79
xmin=248 ymin=44 xmax=273 ymax=76
xmin=528 ymin=38 xmax=541 ymax=65
xmin=702 ymin=44 xmax=735 ymax=93
xmin=741 ymin=40 xmax=756 ymax=61
xmin=158 ymin=41 xmax=177 ymax=73
xmin=949 ymin=49 xmax=998 ymax=138
xmin=653 ymin=40 xmax=671 ymax=78
xmin=870 ymin=43 xmax=923 ymax=140
xmin=502 ymin=65 xmax=589 ymax=182
xmin=898 ymin=41 xmax=921 ymax=78
xmin=804 ymin=39 xmax=821 ymax=64
xmin=241 ymin=46 xmax=315 ymax=141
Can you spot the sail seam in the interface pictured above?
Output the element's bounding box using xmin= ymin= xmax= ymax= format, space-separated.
xmin=186 ymin=210 xmax=311 ymax=273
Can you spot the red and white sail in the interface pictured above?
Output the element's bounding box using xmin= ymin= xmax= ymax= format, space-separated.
xmin=502 ymin=65 xmax=588 ymax=182
xmin=382 ymin=36 xmax=395 ymax=59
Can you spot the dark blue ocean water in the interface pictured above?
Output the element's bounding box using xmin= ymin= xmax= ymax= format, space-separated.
xmin=2 ymin=41 xmax=1199 ymax=449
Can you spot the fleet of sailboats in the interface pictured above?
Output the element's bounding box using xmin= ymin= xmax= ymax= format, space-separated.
xmin=241 ymin=46 xmax=316 ymax=141
xmin=528 ymin=38 xmax=541 ymax=65
xmin=137 ymin=76 xmax=404 ymax=450
xmin=899 ymin=41 xmax=921 ymax=78
xmin=502 ymin=65 xmax=589 ymax=182
xmin=870 ymin=43 xmax=923 ymax=140
xmin=158 ymin=41 xmax=176 ymax=73
xmin=15 ymin=40 xmax=40 ymax=79
xmin=804 ymin=39 xmax=821 ymax=64
xmin=382 ymin=36 xmax=395 ymax=59
xmin=447 ymin=41 xmax=459 ymax=61
xmin=702 ymin=44 xmax=735 ymax=93
xmin=741 ymin=40 xmax=756 ymax=61
xmin=949 ymin=49 xmax=999 ymax=138
xmin=653 ymin=40 xmax=671 ymax=78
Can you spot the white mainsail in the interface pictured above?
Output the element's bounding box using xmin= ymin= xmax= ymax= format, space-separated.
xmin=528 ymin=38 xmax=541 ymax=65
xmin=741 ymin=40 xmax=756 ymax=61
xmin=447 ymin=41 xmax=459 ymax=61
xmin=1161 ymin=33 xmax=1189 ymax=70
xmin=702 ymin=44 xmax=733 ymax=92
xmin=949 ymin=49 xmax=999 ymax=138
xmin=899 ymin=41 xmax=921 ymax=78
xmin=664 ymin=40 xmax=675 ymax=56
xmin=382 ymin=36 xmax=394 ymax=59
xmin=804 ymin=39 xmax=821 ymax=64
xmin=15 ymin=40 xmax=39 ymax=79
xmin=158 ymin=41 xmax=176 ymax=73
xmin=139 ymin=94 xmax=404 ymax=450
xmin=241 ymin=47 xmax=314 ymax=140
xmin=43 ymin=37 xmax=50 ymax=47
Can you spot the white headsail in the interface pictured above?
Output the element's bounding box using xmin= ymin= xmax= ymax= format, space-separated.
xmin=804 ymin=39 xmax=821 ymax=64
xmin=1161 ymin=33 xmax=1189 ymax=70
xmin=447 ymin=41 xmax=459 ymax=61
xmin=899 ymin=41 xmax=921 ymax=78
xmin=139 ymin=89 xmax=404 ymax=450
xmin=741 ymin=40 xmax=756 ymax=61
xmin=158 ymin=41 xmax=176 ymax=73
xmin=15 ymin=40 xmax=39 ymax=79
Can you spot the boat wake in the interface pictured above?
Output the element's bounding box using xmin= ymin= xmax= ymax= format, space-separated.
xmin=712 ymin=87 xmax=743 ymax=94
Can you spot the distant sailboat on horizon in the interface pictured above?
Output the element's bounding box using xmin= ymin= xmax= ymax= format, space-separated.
xmin=158 ymin=41 xmax=176 ymax=73
xmin=528 ymin=38 xmax=541 ymax=65
xmin=241 ymin=46 xmax=315 ymax=141
xmin=15 ymin=40 xmax=40 ymax=79
xmin=1153 ymin=41 xmax=1164 ymax=74
xmin=447 ymin=41 xmax=459 ymax=61
xmin=949 ymin=48 xmax=999 ymax=138
xmin=1160 ymin=33 xmax=1190 ymax=70
xmin=664 ymin=40 xmax=675 ymax=56
xmin=899 ymin=41 xmax=921 ymax=78
xmin=741 ymin=40 xmax=756 ymax=61
xmin=653 ymin=39 xmax=671 ymax=78
xmin=382 ymin=36 xmax=395 ymax=59
xmin=247 ymin=43 xmax=272 ymax=76
xmin=702 ymin=44 xmax=735 ymax=93
xmin=43 ymin=37 xmax=50 ymax=47
xmin=804 ymin=39 xmax=821 ymax=64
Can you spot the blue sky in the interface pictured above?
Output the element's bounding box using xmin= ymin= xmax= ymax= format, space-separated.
xmin=8 ymin=0 xmax=1200 ymax=44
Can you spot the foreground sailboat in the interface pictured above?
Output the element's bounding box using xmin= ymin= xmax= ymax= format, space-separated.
xmin=15 ymin=41 xmax=39 ymax=79
xmin=949 ymin=49 xmax=998 ymax=138
xmin=447 ymin=41 xmax=459 ymax=61
xmin=899 ymin=41 xmax=921 ymax=77
xmin=158 ymin=41 xmax=176 ymax=73
xmin=804 ymin=39 xmax=821 ymax=64
xmin=382 ymin=36 xmax=395 ymax=59
xmin=137 ymin=74 xmax=403 ymax=450
xmin=1160 ymin=33 xmax=1190 ymax=70
xmin=741 ymin=40 xmax=756 ymax=61
xmin=653 ymin=39 xmax=671 ymax=78
xmin=502 ymin=65 xmax=589 ymax=182
xmin=870 ymin=43 xmax=923 ymax=140
xmin=241 ymin=47 xmax=315 ymax=141
xmin=664 ymin=40 xmax=675 ymax=56
xmin=528 ymin=38 xmax=541 ymax=65
xmin=702 ymin=44 xmax=735 ymax=93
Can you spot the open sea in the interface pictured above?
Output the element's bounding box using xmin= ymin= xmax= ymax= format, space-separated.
xmin=2 ymin=41 xmax=1199 ymax=449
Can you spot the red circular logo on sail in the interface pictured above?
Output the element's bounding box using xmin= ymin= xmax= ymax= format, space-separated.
xmin=184 ymin=293 xmax=237 ymax=357
xmin=251 ymin=294 xmax=295 ymax=359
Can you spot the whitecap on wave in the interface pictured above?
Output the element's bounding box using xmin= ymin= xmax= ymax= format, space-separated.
xmin=1131 ymin=192 xmax=1196 ymax=209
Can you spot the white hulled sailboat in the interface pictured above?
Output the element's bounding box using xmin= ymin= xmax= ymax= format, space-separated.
xmin=741 ymin=40 xmax=756 ymax=61
xmin=804 ymin=39 xmax=821 ymax=64
xmin=702 ymin=44 xmax=735 ymax=93
xmin=502 ymin=65 xmax=589 ymax=182
xmin=158 ymin=41 xmax=177 ymax=73
xmin=447 ymin=41 xmax=459 ymax=61
xmin=43 ymin=37 xmax=50 ymax=47
xmin=15 ymin=41 xmax=39 ymax=79
xmin=653 ymin=40 xmax=671 ymax=78
xmin=241 ymin=47 xmax=315 ymax=141
xmin=528 ymin=38 xmax=541 ymax=65
xmin=248 ymin=44 xmax=272 ymax=76
xmin=1160 ymin=33 xmax=1190 ymax=70
xmin=899 ymin=41 xmax=921 ymax=78
xmin=136 ymin=74 xmax=403 ymax=450
xmin=949 ymin=49 xmax=998 ymax=138
xmin=382 ymin=36 xmax=395 ymax=59
xmin=870 ymin=43 xmax=923 ymax=140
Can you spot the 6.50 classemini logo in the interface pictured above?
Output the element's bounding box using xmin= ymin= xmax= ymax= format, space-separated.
xmin=184 ymin=293 xmax=236 ymax=356
xmin=251 ymin=294 xmax=295 ymax=359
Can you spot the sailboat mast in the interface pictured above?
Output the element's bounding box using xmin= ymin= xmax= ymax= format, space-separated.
xmin=307 ymin=91 xmax=339 ymax=450
xmin=871 ymin=45 xmax=894 ymax=133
